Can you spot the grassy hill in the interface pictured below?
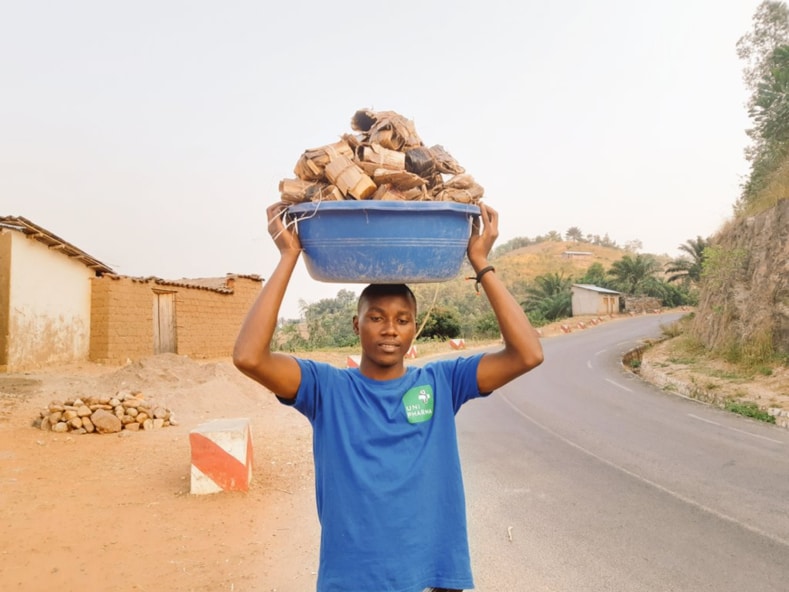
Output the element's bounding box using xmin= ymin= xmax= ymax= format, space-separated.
xmin=493 ymin=241 xmax=630 ymax=285
xmin=410 ymin=240 xmax=641 ymax=320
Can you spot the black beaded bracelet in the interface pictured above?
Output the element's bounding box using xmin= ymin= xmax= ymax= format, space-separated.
xmin=473 ymin=265 xmax=495 ymax=293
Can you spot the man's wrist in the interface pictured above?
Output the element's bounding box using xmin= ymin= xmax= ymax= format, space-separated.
xmin=470 ymin=260 xmax=490 ymax=274
xmin=280 ymin=248 xmax=301 ymax=261
xmin=472 ymin=265 xmax=496 ymax=293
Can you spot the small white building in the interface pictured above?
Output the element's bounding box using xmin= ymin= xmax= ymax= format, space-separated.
xmin=562 ymin=250 xmax=593 ymax=259
xmin=571 ymin=284 xmax=621 ymax=316
xmin=0 ymin=216 xmax=113 ymax=372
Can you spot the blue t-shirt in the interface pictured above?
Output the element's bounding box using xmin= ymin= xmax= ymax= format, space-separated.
xmin=285 ymin=354 xmax=486 ymax=592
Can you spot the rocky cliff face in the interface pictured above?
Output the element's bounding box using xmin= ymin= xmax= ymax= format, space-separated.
xmin=693 ymin=198 xmax=789 ymax=357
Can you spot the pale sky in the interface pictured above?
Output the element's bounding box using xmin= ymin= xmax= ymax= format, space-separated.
xmin=2 ymin=1 xmax=761 ymax=318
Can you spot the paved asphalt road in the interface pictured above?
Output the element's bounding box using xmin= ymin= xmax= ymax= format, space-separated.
xmin=456 ymin=313 xmax=789 ymax=591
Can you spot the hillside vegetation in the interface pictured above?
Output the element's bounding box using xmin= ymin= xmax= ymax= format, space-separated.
xmin=275 ymin=235 xmax=695 ymax=352
xmin=422 ymin=239 xmax=647 ymax=302
xmin=683 ymin=1 xmax=789 ymax=366
xmin=494 ymin=241 xmax=668 ymax=283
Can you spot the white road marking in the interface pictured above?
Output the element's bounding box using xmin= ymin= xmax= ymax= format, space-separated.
xmin=587 ymin=360 xmax=593 ymax=370
xmin=687 ymin=414 xmax=784 ymax=445
xmin=605 ymin=378 xmax=632 ymax=393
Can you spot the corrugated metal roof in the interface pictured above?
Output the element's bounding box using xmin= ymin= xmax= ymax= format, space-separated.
xmin=572 ymin=283 xmax=620 ymax=295
xmin=0 ymin=215 xmax=114 ymax=275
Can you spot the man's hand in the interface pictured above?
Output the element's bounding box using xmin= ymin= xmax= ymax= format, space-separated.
xmin=467 ymin=202 xmax=499 ymax=271
xmin=267 ymin=202 xmax=302 ymax=254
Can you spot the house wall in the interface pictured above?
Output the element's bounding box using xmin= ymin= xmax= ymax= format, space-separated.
xmin=0 ymin=231 xmax=12 ymax=369
xmin=4 ymin=231 xmax=93 ymax=371
xmin=571 ymin=288 xmax=619 ymax=316
xmin=175 ymin=278 xmax=261 ymax=359
xmin=572 ymin=289 xmax=603 ymax=316
xmin=90 ymin=276 xmax=155 ymax=363
xmin=90 ymin=275 xmax=261 ymax=364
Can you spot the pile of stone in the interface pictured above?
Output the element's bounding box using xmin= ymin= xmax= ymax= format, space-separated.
xmin=33 ymin=390 xmax=177 ymax=435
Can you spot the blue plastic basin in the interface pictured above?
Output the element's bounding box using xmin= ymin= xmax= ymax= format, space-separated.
xmin=287 ymin=200 xmax=480 ymax=283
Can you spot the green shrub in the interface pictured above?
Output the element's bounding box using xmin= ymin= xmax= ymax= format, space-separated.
xmin=723 ymin=400 xmax=775 ymax=423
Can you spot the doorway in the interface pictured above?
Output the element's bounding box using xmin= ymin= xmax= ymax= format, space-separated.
xmin=153 ymin=291 xmax=177 ymax=354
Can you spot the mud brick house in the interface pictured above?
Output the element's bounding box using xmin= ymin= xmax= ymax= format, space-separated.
xmin=0 ymin=216 xmax=261 ymax=372
xmin=89 ymin=274 xmax=261 ymax=364
xmin=571 ymin=284 xmax=622 ymax=316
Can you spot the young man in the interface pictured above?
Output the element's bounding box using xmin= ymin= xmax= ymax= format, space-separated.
xmin=234 ymin=201 xmax=544 ymax=592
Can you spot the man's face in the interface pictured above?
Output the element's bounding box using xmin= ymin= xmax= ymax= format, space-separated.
xmin=354 ymin=293 xmax=416 ymax=377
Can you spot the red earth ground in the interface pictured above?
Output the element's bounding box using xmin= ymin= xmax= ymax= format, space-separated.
xmin=0 ymin=354 xmax=321 ymax=592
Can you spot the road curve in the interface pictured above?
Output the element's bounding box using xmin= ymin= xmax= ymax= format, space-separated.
xmin=457 ymin=313 xmax=789 ymax=592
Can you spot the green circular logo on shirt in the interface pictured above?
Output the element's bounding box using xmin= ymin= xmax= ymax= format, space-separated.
xmin=402 ymin=385 xmax=434 ymax=424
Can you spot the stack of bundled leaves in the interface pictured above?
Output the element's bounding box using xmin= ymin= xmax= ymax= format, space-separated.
xmin=279 ymin=109 xmax=484 ymax=205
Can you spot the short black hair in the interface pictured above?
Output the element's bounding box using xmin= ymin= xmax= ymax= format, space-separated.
xmin=358 ymin=284 xmax=417 ymax=315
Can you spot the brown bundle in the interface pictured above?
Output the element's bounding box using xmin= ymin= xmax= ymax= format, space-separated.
xmin=279 ymin=108 xmax=484 ymax=205
xmin=433 ymin=174 xmax=485 ymax=204
xmin=279 ymin=179 xmax=344 ymax=204
xmin=293 ymin=140 xmax=354 ymax=181
xmin=350 ymin=109 xmax=423 ymax=151
xmin=324 ymin=154 xmax=377 ymax=199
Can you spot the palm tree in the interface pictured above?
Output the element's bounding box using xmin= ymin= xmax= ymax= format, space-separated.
xmin=607 ymin=253 xmax=662 ymax=295
xmin=578 ymin=262 xmax=610 ymax=288
xmin=666 ymin=236 xmax=709 ymax=285
xmin=523 ymin=272 xmax=573 ymax=322
xmin=546 ymin=230 xmax=563 ymax=242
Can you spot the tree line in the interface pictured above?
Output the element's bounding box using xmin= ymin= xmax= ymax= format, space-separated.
xmin=736 ymin=0 xmax=789 ymax=213
xmin=491 ymin=226 xmax=626 ymax=258
xmin=274 ymin=233 xmax=708 ymax=352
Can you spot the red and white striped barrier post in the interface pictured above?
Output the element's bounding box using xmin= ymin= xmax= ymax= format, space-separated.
xmin=189 ymin=418 xmax=253 ymax=495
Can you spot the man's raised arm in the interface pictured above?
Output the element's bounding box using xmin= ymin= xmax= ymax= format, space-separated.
xmin=469 ymin=204 xmax=544 ymax=394
xmin=233 ymin=203 xmax=303 ymax=400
